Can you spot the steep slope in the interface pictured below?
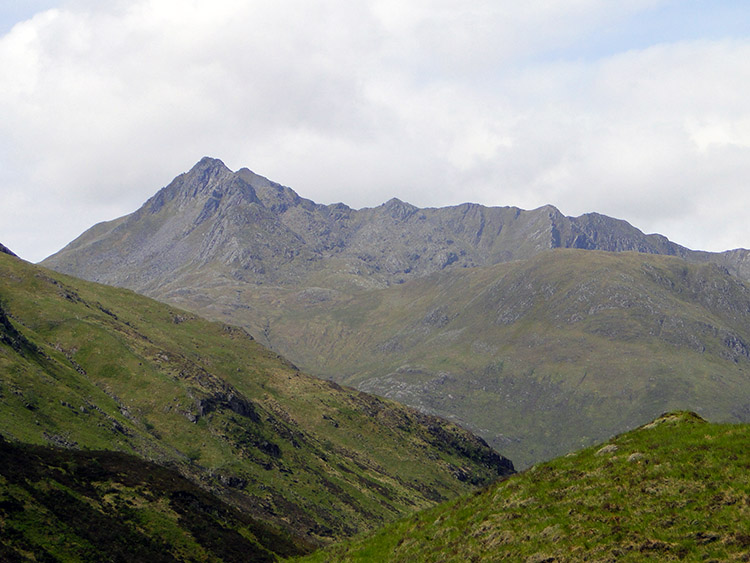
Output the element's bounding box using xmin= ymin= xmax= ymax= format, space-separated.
xmin=0 ymin=250 xmax=513 ymax=548
xmin=213 ymin=250 xmax=750 ymax=468
xmin=298 ymin=412 xmax=750 ymax=562
xmin=0 ymin=436 xmax=306 ymax=562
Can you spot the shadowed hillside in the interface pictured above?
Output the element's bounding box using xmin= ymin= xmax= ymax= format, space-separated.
xmin=0 ymin=436 xmax=309 ymax=561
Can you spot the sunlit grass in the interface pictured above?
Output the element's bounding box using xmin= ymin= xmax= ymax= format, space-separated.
xmin=0 ymin=252 xmax=511 ymax=554
xmin=296 ymin=412 xmax=750 ymax=562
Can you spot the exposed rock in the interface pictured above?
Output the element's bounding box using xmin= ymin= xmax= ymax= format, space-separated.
xmin=595 ymin=444 xmax=618 ymax=456
xmin=43 ymin=432 xmax=79 ymax=449
xmin=0 ymin=304 xmax=38 ymax=356
xmin=195 ymin=391 xmax=260 ymax=421
xmin=41 ymin=157 xmax=750 ymax=295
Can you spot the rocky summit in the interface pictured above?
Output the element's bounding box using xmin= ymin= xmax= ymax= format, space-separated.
xmin=42 ymin=157 xmax=750 ymax=292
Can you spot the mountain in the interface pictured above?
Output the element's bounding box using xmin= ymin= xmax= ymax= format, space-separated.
xmin=234 ymin=249 xmax=750 ymax=468
xmin=0 ymin=249 xmax=513 ymax=553
xmin=42 ymin=157 xmax=750 ymax=291
xmin=297 ymin=412 xmax=750 ymax=562
xmin=41 ymin=157 xmax=750 ymax=468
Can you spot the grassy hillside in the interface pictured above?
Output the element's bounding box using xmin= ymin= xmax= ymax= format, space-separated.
xmin=0 ymin=436 xmax=306 ymax=562
xmin=0 ymin=251 xmax=513 ymax=551
xmin=173 ymin=249 xmax=750 ymax=468
xmin=297 ymin=412 xmax=750 ymax=562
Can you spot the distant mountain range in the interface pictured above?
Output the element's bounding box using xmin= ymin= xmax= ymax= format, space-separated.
xmin=43 ymin=157 xmax=750 ymax=291
xmin=42 ymin=157 xmax=750 ymax=468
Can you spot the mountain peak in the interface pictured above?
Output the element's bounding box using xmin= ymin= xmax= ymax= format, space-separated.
xmin=43 ymin=158 xmax=750 ymax=291
xmin=179 ymin=156 xmax=234 ymax=191
xmin=382 ymin=197 xmax=418 ymax=220
xmin=192 ymin=156 xmax=229 ymax=172
xmin=144 ymin=157 xmax=257 ymax=214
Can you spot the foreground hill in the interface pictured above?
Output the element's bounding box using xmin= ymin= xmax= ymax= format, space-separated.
xmin=0 ymin=250 xmax=513 ymax=552
xmin=297 ymin=412 xmax=750 ymax=562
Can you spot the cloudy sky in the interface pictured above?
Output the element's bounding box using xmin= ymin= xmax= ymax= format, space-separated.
xmin=2 ymin=1 xmax=750 ymax=262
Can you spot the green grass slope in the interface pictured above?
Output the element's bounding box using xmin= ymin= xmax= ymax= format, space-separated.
xmin=0 ymin=251 xmax=513 ymax=550
xmin=297 ymin=412 xmax=750 ymax=562
xmin=223 ymin=250 xmax=750 ymax=468
xmin=0 ymin=435 xmax=306 ymax=562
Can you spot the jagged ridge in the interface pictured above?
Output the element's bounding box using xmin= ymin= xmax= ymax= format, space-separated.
xmin=42 ymin=157 xmax=750 ymax=294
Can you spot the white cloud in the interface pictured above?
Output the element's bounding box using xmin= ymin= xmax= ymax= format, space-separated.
xmin=1 ymin=1 xmax=750 ymax=261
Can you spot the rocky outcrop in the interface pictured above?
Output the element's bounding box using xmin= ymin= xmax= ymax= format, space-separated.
xmin=0 ymin=303 xmax=38 ymax=356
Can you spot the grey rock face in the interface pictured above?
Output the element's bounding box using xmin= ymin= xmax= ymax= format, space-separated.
xmin=41 ymin=157 xmax=750 ymax=293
